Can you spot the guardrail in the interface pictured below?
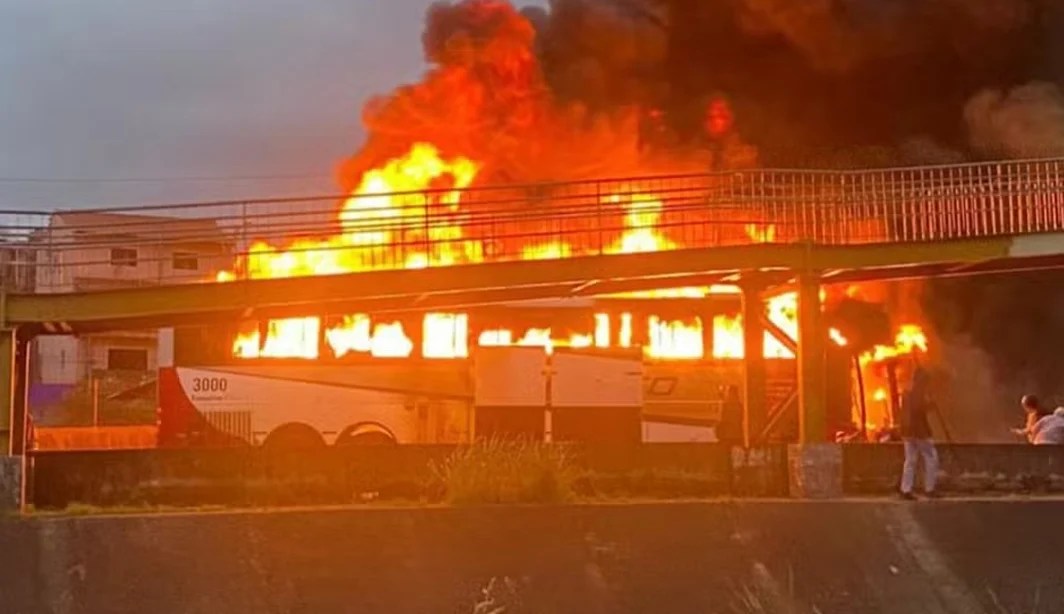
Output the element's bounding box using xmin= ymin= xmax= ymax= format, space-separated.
xmin=3 ymin=158 xmax=1064 ymax=292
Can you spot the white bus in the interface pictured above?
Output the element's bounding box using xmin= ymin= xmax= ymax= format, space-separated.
xmin=156 ymin=301 xmax=800 ymax=448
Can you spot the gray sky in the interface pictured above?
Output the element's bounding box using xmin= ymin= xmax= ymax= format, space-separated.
xmin=0 ymin=0 xmax=543 ymax=210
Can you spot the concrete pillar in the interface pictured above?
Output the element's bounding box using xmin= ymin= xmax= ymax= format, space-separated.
xmin=796 ymin=273 xmax=827 ymax=444
xmin=740 ymin=280 xmax=766 ymax=448
xmin=789 ymin=273 xmax=841 ymax=498
xmin=11 ymin=334 xmax=28 ymax=457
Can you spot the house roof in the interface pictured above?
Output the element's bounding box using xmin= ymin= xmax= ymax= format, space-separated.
xmin=48 ymin=211 xmax=231 ymax=245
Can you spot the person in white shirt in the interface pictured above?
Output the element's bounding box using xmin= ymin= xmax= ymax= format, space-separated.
xmin=1029 ymin=407 xmax=1064 ymax=445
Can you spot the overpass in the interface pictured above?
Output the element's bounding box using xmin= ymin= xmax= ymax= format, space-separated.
xmin=3 ymin=157 xmax=1064 ymax=456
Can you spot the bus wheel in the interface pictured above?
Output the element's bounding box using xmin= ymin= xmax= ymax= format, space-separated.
xmin=335 ymin=423 xmax=397 ymax=446
xmin=262 ymin=423 xmax=325 ymax=451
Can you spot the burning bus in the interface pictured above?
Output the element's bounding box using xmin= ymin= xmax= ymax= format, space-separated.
xmin=156 ymin=297 xmax=848 ymax=449
xmin=152 ymin=143 xmax=926 ymax=449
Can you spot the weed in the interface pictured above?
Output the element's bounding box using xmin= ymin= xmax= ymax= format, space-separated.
xmin=433 ymin=438 xmax=577 ymax=505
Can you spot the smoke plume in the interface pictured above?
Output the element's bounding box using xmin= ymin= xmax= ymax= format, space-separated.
xmin=341 ymin=0 xmax=749 ymax=189
xmin=934 ymin=336 xmax=1019 ymax=443
xmin=964 ymin=81 xmax=1064 ymax=158
xmin=735 ymin=0 xmax=1032 ymax=74
xmin=343 ymin=0 xmax=1059 ymax=179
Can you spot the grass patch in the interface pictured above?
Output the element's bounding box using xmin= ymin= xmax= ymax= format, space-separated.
xmin=433 ymin=438 xmax=577 ymax=505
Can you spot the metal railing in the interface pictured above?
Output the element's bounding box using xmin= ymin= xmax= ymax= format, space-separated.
xmin=3 ymin=157 xmax=1064 ymax=292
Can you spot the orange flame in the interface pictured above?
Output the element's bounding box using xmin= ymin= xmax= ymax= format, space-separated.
xmin=645 ymin=316 xmax=704 ymax=359
xmin=861 ymin=324 xmax=929 ymax=365
xmin=226 ymin=143 xmax=480 ymax=359
xmin=222 ymin=143 xmax=918 ymax=367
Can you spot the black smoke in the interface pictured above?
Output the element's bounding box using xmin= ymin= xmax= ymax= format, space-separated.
xmin=349 ymin=0 xmax=1064 ymax=175
xmin=524 ymin=0 xmax=1064 ymax=166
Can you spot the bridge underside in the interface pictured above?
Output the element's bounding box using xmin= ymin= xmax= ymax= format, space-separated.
xmin=3 ymin=233 xmax=1063 ymax=459
xmin=7 ymin=234 xmax=1063 ymax=334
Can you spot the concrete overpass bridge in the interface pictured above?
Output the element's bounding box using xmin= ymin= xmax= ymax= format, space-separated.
xmin=3 ymin=157 xmax=1064 ymax=455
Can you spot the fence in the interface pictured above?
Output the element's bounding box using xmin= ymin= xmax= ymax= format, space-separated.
xmin=4 ymin=158 xmax=1064 ymax=292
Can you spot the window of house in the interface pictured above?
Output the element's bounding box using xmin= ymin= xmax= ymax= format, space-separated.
xmin=110 ymin=247 xmax=138 ymax=267
xmin=107 ymin=348 xmax=148 ymax=371
xmin=172 ymin=251 xmax=199 ymax=271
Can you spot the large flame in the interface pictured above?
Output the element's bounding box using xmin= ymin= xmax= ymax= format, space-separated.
xmin=223 ymin=152 xmax=757 ymax=360
xmin=855 ymin=324 xmax=930 ymax=435
xmin=222 ymin=142 xmax=916 ymax=366
xmin=226 ymin=143 xmax=482 ymax=359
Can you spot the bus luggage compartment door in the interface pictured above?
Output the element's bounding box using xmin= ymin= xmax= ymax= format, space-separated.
xmin=549 ymin=349 xmax=643 ymax=444
xmin=472 ymin=346 xmax=548 ymax=440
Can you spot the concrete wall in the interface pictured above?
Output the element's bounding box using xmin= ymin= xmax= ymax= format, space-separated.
xmin=844 ymin=443 xmax=1064 ymax=494
xmin=1 ymin=501 xmax=1063 ymax=613
xmin=29 ymin=444 xmax=773 ymax=509
xmin=28 ymin=443 xmax=1064 ymax=510
xmin=0 ymin=457 xmax=19 ymax=510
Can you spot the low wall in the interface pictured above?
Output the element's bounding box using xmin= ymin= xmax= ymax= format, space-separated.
xmin=0 ymin=457 xmax=19 ymax=510
xmin=2 ymin=501 xmax=1063 ymax=613
xmin=843 ymin=443 xmax=1064 ymax=494
xmin=30 ymin=444 xmax=783 ymax=509
xmin=26 ymin=443 xmax=1064 ymax=509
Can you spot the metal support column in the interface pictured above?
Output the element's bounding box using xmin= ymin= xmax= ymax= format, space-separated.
xmin=0 ymin=328 xmax=28 ymax=456
xmin=0 ymin=328 xmax=12 ymax=455
xmin=740 ymin=279 xmax=766 ymax=448
xmin=797 ymin=273 xmax=827 ymax=444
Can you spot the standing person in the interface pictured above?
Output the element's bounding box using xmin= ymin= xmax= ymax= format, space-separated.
xmin=898 ymin=366 xmax=939 ymax=500
xmin=716 ymin=385 xmax=743 ymax=446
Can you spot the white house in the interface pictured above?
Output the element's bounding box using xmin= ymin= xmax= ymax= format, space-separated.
xmin=25 ymin=211 xmax=232 ymax=386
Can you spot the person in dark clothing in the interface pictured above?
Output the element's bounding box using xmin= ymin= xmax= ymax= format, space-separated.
xmin=716 ymin=385 xmax=743 ymax=446
xmin=898 ymin=366 xmax=939 ymax=500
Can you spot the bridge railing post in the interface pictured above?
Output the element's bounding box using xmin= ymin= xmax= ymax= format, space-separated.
xmin=596 ymin=178 xmax=603 ymax=255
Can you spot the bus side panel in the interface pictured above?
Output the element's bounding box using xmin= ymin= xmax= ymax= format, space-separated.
xmin=473 ymin=347 xmax=547 ymax=439
xmin=551 ymin=351 xmax=643 ymax=408
xmin=551 ymin=350 xmax=643 ymax=444
xmin=427 ymin=399 xmax=474 ymax=444
xmin=473 ymin=347 xmax=546 ymax=407
xmin=157 ymin=366 xmax=200 ymax=447
xmin=642 ymin=361 xmax=736 ymax=431
xmin=642 ymin=421 xmax=716 ymax=443
xmin=162 ymin=366 xmax=426 ymax=445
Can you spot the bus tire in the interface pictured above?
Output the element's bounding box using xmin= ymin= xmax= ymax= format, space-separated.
xmin=334 ymin=423 xmax=397 ymax=446
xmin=262 ymin=423 xmax=326 ymax=451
